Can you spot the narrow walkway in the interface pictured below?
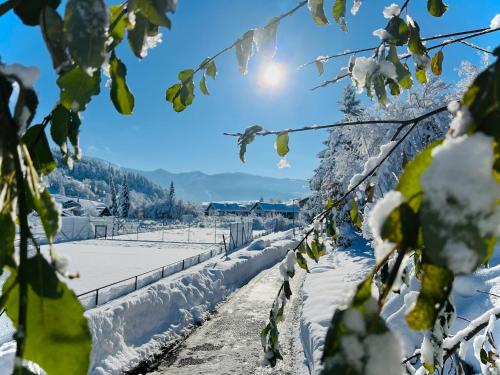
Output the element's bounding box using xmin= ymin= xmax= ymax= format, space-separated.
xmin=149 ymin=262 xmax=306 ymax=375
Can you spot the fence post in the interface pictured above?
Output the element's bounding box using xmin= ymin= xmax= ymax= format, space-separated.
xmin=134 ymin=275 xmax=138 ymax=291
xmin=161 ymin=266 xmax=164 ymax=278
xmin=222 ymin=234 xmax=228 ymax=258
xmin=95 ymin=289 xmax=99 ymax=307
xmin=214 ymin=218 xmax=217 ymax=244
xmin=182 ymin=259 xmax=185 ymax=270
xmin=198 ymin=254 xmax=201 ymax=264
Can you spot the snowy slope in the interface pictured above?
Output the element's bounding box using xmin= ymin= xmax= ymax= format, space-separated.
xmin=299 ymin=236 xmax=375 ymax=374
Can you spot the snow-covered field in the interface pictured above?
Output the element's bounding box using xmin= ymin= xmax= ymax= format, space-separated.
xmin=0 ymin=231 xmax=296 ymax=374
xmin=112 ymin=227 xmax=229 ymax=244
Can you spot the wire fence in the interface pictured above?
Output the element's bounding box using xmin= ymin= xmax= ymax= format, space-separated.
xmin=76 ymin=220 xmax=276 ymax=310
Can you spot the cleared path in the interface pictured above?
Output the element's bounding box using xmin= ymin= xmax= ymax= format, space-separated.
xmin=149 ymin=261 xmax=306 ymax=375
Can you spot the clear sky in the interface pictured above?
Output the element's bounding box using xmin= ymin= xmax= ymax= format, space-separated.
xmin=1 ymin=0 xmax=498 ymax=179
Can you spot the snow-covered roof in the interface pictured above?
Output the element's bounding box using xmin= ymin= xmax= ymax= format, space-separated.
xmin=206 ymin=202 xmax=247 ymax=212
xmin=52 ymin=194 xmax=110 ymax=217
xmin=251 ymin=202 xmax=300 ymax=213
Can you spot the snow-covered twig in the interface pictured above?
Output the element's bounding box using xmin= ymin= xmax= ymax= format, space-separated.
xmin=224 ymin=105 xmax=448 ymax=137
xmin=299 ymin=26 xmax=491 ymax=70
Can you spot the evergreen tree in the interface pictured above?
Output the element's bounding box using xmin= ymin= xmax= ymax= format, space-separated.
xmin=168 ymin=181 xmax=175 ymax=218
xmin=109 ymin=170 xmax=119 ymax=216
xmin=120 ymin=175 xmax=130 ymax=218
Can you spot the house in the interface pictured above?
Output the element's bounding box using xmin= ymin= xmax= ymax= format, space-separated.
xmin=205 ymin=202 xmax=249 ymax=216
xmin=250 ymin=202 xmax=300 ymax=219
xmin=53 ymin=195 xmax=112 ymax=217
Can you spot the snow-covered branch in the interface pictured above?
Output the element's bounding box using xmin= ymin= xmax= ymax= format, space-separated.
xmin=224 ymin=105 xmax=448 ymax=137
xmin=300 ymin=26 xmax=492 ymax=71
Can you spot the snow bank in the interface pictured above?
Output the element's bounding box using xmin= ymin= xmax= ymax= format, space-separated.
xmin=299 ymin=236 xmax=374 ymax=374
xmin=87 ymin=230 xmax=297 ymax=374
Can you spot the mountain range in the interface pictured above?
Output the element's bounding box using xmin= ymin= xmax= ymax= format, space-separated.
xmin=131 ymin=168 xmax=310 ymax=201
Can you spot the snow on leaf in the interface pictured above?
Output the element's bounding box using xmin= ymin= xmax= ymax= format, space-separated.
xmin=235 ymin=30 xmax=254 ymax=75
xmin=254 ymin=18 xmax=279 ymax=59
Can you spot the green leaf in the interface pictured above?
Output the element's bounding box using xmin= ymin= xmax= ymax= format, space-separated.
xmin=321 ymin=296 xmax=400 ymax=373
xmin=135 ymin=0 xmax=175 ymax=28
xmin=50 ymin=104 xmax=69 ymax=152
xmin=57 ymin=66 xmax=101 ymax=112
xmin=22 ymin=125 xmax=57 ymax=175
xmin=13 ymin=0 xmax=60 ymax=26
xmin=385 ymin=16 xmax=410 ymax=46
xmin=200 ymin=59 xmax=217 ymax=79
xmin=388 ymin=45 xmax=413 ymax=89
xmin=431 ymin=50 xmax=444 ymax=76
xmin=350 ymin=199 xmax=362 ymax=230
xmin=3 ymin=254 xmax=91 ymax=375
xmin=254 ymin=18 xmax=279 ymax=59
xmin=40 ymin=6 xmax=70 ymax=73
xmin=407 ymin=18 xmax=427 ymax=55
xmin=108 ymin=5 xmax=128 ymax=50
xmin=64 ymin=0 xmax=107 ymax=70
xmin=235 ymin=30 xmax=254 ymax=75
xmin=0 ymin=212 xmax=15 ymax=276
xmin=396 ymin=139 xmax=442 ymax=211
xmin=31 ymin=189 xmax=60 ymax=243
xmin=109 ymin=52 xmax=135 ymax=115
xmin=373 ymin=74 xmax=387 ymax=105
xmin=296 ymin=252 xmax=310 ymax=272
xmin=416 ymin=67 xmax=427 ymax=84
xmin=128 ymin=12 xmax=149 ymax=58
xmin=199 ymin=75 xmax=209 ymax=95
xmin=406 ymin=263 xmax=453 ymax=330
xmin=427 ymin=0 xmax=448 ymax=17
xmin=275 ymin=131 xmax=289 ymax=157
xmin=165 ymin=83 xmax=186 ymax=112
xmin=238 ymin=125 xmax=263 ymax=162
xmin=67 ymin=111 xmax=82 ymax=159
xmin=308 ymin=0 xmax=329 ymax=25
xmin=306 ymin=242 xmax=319 ymax=263
xmin=332 ymin=0 xmax=347 ymax=31
xmin=381 ymin=203 xmax=419 ymax=250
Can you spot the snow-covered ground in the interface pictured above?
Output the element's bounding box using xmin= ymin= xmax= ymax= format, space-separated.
xmin=149 ymin=258 xmax=306 ymax=375
xmin=299 ymin=235 xmax=375 ymax=374
xmin=42 ymin=240 xmax=216 ymax=295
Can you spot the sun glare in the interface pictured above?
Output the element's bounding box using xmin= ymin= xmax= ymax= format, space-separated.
xmin=259 ymin=62 xmax=285 ymax=89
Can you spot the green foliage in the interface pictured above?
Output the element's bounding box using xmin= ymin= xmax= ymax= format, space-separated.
xmin=3 ymin=254 xmax=92 ymax=375
xmin=332 ymin=0 xmax=347 ymax=31
xmin=388 ymin=46 xmax=413 ymax=89
xmin=135 ymin=0 xmax=175 ymax=28
xmin=110 ymin=52 xmax=135 ymax=115
xmin=407 ymin=18 xmax=427 ymax=56
xmin=166 ymin=69 xmax=195 ymax=112
xmin=406 ymin=264 xmax=453 ymax=330
xmin=237 ymin=125 xmax=263 ymax=162
xmin=349 ymin=199 xmax=362 ymax=230
xmin=381 ymin=203 xmax=419 ymax=250
xmin=108 ymin=5 xmax=129 ymax=50
xmin=396 ymin=139 xmax=442 ymax=211
xmin=275 ymin=131 xmax=289 ymax=157
xmin=57 ymin=66 xmax=101 ymax=112
xmin=13 ymin=0 xmax=60 ymax=26
xmin=427 ymin=0 xmax=448 ymax=17
xmin=0 ymin=213 xmax=15 ymax=277
xmin=296 ymin=252 xmax=310 ymax=272
xmin=431 ymin=50 xmax=444 ymax=76
xmin=64 ymin=0 xmax=107 ymax=71
xmin=308 ymin=0 xmax=329 ymax=25
xmin=385 ymin=16 xmax=410 ymax=46
xmin=40 ymin=6 xmax=70 ymax=73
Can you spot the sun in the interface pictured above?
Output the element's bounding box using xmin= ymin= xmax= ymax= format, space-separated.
xmin=259 ymin=62 xmax=285 ymax=89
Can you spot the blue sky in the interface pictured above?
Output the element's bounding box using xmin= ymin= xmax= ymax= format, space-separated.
xmin=1 ymin=0 xmax=498 ymax=179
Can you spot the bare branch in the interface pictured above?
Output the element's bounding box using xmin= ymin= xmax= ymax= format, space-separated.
xmin=224 ymin=105 xmax=448 ymax=137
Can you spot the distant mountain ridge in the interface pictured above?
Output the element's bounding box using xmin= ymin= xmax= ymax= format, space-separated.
xmin=129 ymin=168 xmax=309 ymax=201
xmin=48 ymin=153 xmax=309 ymax=203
